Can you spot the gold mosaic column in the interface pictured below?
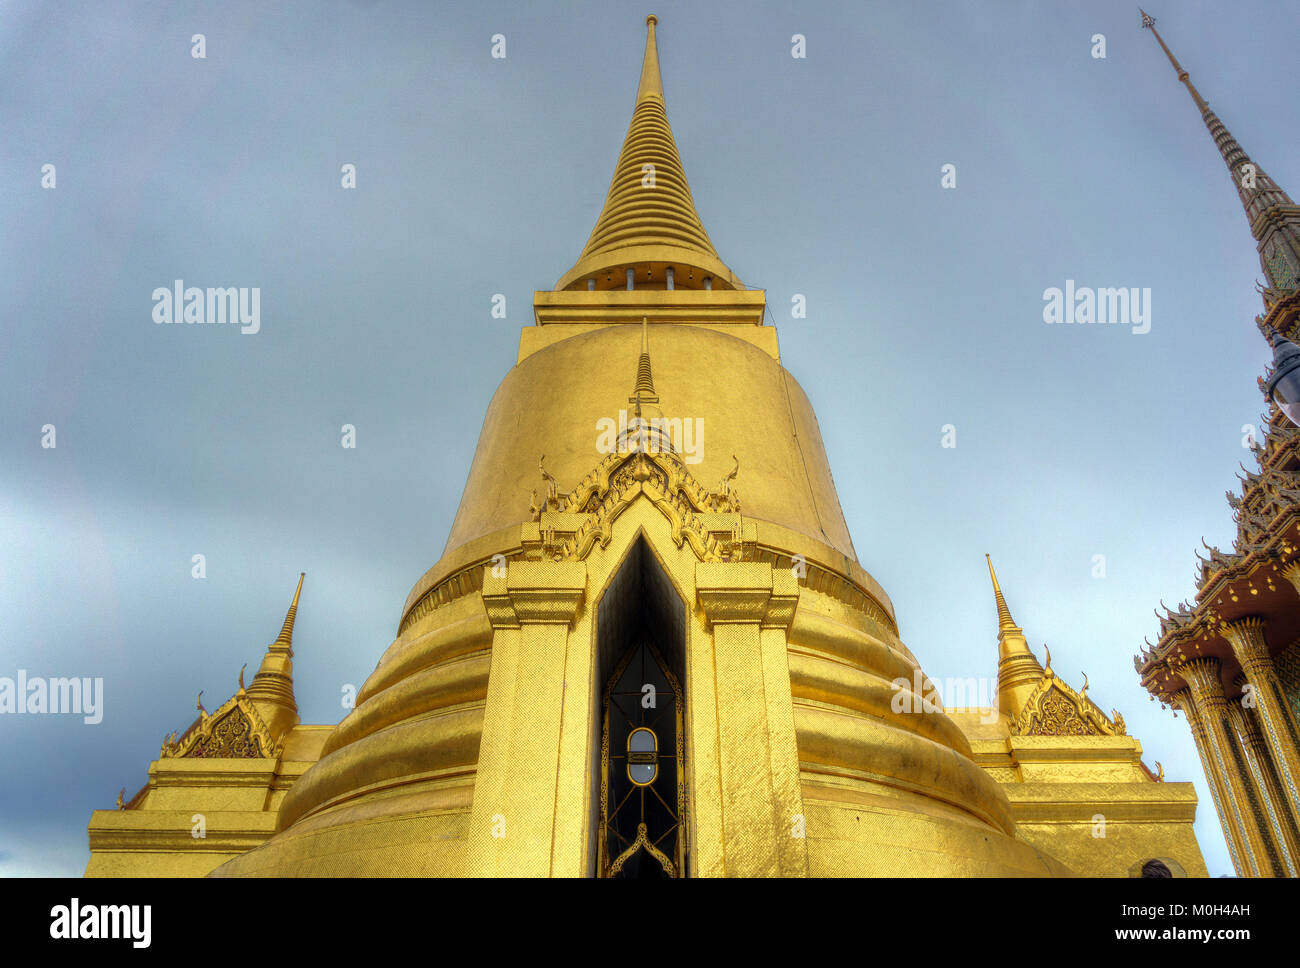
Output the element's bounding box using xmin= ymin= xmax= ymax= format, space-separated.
xmin=1222 ymin=618 xmax=1300 ymax=828
xmin=466 ymin=560 xmax=587 ymax=877
xmin=1228 ymin=687 xmax=1299 ymax=875
xmin=1180 ymin=658 xmax=1283 ymax=876
xmin=695 ymin=561 xmax=808 ymax=876
xmin=1170 ymin=689 xmax=1249 ymax=876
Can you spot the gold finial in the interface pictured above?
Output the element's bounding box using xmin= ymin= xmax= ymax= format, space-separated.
xmin=984 ymin=554 xmax=1020 ymax=633
xmin=714 ymin=455 xmax=741 ymax=513
xmin=1156 ymin=761 xmax=1165 ymax=781
xmin=637 ymin=15 xmax=663 ymax=105
xmin=1043 ymin=645 xmax=1053 ymax=677
xmin=539 ymin=455 xmax=562 ymax=509
xmin=116 ymin=787 xmax=125 ymax=810
xmin=196 ymin=691 xmax=206 ymax=714
xmin=238 ymin=664 xmax=247 ymax=693
xmin=272 ymin=572 xmax=305 ymax=654
xmin=1140 ymin=9 xmax=1208 ymax=111
xmin=1080 ymin=672 xmax=1090 ymax=702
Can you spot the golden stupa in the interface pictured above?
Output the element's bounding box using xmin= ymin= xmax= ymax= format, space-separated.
xmin=87 ymin=16 xmax=1204 ymax=878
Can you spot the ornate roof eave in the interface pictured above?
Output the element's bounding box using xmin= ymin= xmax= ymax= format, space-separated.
xmin=1135 ymin=545 xmax=1298 ymax=694
xmin=1193 ymin=516 xmax=1297 ymax=603
xmin=1259 ymin=287 xmax=1300 ymax=342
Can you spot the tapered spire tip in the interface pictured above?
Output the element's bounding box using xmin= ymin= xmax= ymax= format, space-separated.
xmin=637 ymin=14 xmax=664 ymax=105
xmin=985 ymin=554 xmax=1020 ymax=634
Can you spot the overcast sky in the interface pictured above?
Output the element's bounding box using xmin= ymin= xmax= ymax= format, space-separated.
xmin=5 ymin=0 xmax=1298 ymax=878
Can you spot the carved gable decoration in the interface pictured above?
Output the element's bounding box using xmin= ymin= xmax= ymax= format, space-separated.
xmin=1010 ymin=673 xmax=1126 ymax=738
xmin=161 ymin=694 xmax=280 ymax=760
xmin=532 ymin=449 xmax=744 ymax=564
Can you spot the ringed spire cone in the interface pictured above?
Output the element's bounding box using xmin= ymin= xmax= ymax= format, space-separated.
xmin=630 ymin=317 xmax=659 ymax=405
xmin=985 ymin=555 xmax=1045 ymax=718
xmin=555 ymin=16 xmax=743 ymax=292
xmin=985 ymin=553 xmax=1020 ymax=634
xmin=245 ymin=573 xmax=303 ymax=736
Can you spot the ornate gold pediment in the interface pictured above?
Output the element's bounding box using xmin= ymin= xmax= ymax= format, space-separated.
xmin=530 ymin=448 xmax=744 ymax=564
xmin=161 ymin=689 xmax=281 ymax=759
xmin=1010 ymin=665 xmax=1126 ymax=738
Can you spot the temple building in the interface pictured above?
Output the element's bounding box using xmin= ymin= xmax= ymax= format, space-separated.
xmin=88 ymin=16 xmax=1204 ymax=877
xmin=1135 ymin=11 xmax=1300 ymax=878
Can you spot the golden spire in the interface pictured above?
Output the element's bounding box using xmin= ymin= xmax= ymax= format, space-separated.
xmin=272 ymin=571 xmax=304 ymax=656
xmin=1141 ymin=10 xmax=1298 ymax=294
xmin=636 ymin=15 xmax=663 ymax=105
xmin=985 ymin=553 xmax=1019 ymax=634
xmin=630 ymin=317 xmax=659 ymax=409
xmin=555 ymin=16 xmax=742 ymax=293
xmin=245 ymin=573 xmax=303 ymax=737
xmin=984 ymin=555 xmax=1045 ymax=719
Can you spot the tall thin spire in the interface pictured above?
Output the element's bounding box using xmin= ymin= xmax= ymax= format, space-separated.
xmin=630 ymin=317 xmax=659 ymax=410
xmin=985 ymin=553 xmax=1019 ymax=633
xmin=245 ymin=573 xmax=303 ymax=737
xmin=636 ymin=15 xmax=664 ymax=106
xmin=554 ymin=16 xmax=742 ymax=293
xmin=272 ymin=571 xmax=304 ymax=655
xmin=984 ymin=556 xmax=1045 ymax=719
xmin=1141 ymin=10 xmax=1300 ymax=297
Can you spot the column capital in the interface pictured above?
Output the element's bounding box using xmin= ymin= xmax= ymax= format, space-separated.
xmin=695 ymin=562 xmax=798 ymax=629
xmin=482 ymin=560 xmax=586 ymax=628
xmin=1221 ymin=617 xmax=1271 ymax=672
xmin=1280 ymin=560 xmax=1300 ymax=593
xmin=1169 ymin=688 xmax=1201 ymax=728
xmin=1179 ymin=657 xmax=1226 ymax=709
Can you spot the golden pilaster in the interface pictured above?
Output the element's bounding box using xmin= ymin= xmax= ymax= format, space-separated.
xmin=1228 ymin=689 xmax=1299 ymax=875
xmin=695 ymin=561 xmax=808 ymax=876
xmin=1221 ymin=618 xmax=1300 ymax=830
xmin=1180 ymin=658 xmax=1283 ymax=875
xmin=1170 ymin=689 xmax=1249 ymax=875
xmin=467 ymin=560 xmax=587 ymax=876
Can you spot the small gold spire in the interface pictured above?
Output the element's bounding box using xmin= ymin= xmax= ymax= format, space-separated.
xmin=985 ymin=554 xmax=1020 ymax=633
xmin=272 ymin=572 xmax=305 ymax=656
xmin=245 ymin=573 xmax=304 ymax=737
xmin=985 ymin=556 xmax=1045 ymax=719
xmin=630 ymin=317 xmax=660 ymax=409
xmin=636 ymin=16 xmax=663 ymax=106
